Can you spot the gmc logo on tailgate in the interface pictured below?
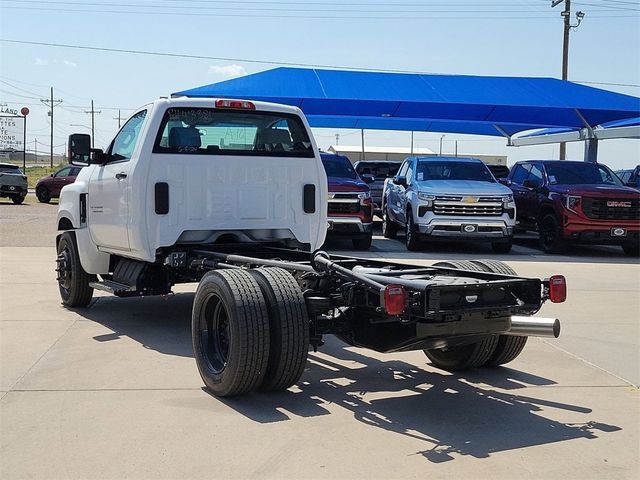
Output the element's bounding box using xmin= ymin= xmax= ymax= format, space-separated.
xmin=606 ymin=201 xmax=632 ymax=208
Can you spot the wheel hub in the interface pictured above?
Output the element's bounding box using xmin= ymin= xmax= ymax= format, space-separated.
xmin=56 ymin=248 xmax=72 ymax=291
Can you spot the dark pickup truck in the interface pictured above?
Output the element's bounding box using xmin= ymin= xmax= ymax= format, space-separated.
xmin=354 ymin=160 xmax=402 ymax=215
xmin=504 ymin=160 xmax=640 ymax=256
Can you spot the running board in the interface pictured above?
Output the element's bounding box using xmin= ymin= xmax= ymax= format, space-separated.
xmin=89 ymin=280 xmax=136 ymax=295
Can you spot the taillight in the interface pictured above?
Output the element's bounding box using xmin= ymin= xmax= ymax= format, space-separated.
xmin=383 ymin=284 xmax=406 ymax=316
xmin=215 ymin=99 xmax=255 ymax=110
xmin=549 ymin=275 xmax=567 ymax=303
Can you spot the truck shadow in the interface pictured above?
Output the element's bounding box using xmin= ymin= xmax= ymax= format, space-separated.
xmin=77 ymin=294 xmax=621 ymax=463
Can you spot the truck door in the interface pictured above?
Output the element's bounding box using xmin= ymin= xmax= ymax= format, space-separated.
xmin=389 ymin=161 xmax=409 ymax=223
xmin=510 ymin=163 xmax=532 ymax=223
xmin=88 ymin=110 xmax=147 ymax=252
xmin=520 ymin=163 xmax=545 ymax=221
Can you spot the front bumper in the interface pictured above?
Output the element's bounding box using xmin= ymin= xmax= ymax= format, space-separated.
xmin=561 ymin=211 xmax=640 ymax=245
xmin=327 ymin=217 xmax=373 ymax=237
xmin=418 ymin=220 xmax=514 ymax=239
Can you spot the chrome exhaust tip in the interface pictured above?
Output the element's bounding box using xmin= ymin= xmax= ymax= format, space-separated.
xmin=506 ymin=316 xmax=561 ymax=338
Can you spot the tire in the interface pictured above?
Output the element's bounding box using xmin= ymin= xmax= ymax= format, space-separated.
xmin=11 ymin=195 xmax=24 ymax=205
xmin=249 ymin=268 xmax=309 ymax=392
xmin=352 ymin=233 xmax=373 ymax=250
xmin=539 ymin=213 xmax=565 ymax=253
xmin=622 ymin=243 xmax=640 ymax=257
xmin=192 ymin=270 xmax=270 ymax=397
xmin=56 ymin=231 xmax=94 ymax=307
xmin=36 ymin=187 xmax=51 ymax=203
xmin=382 ymin=204 xmax=398 ymax=239
xmin=467 ymin=260 xmax=528 ymax=367
xmin=491 ymin=237 xmax=513 ymax=254
xmin=405 ymin=209 xmax=421 ymax=251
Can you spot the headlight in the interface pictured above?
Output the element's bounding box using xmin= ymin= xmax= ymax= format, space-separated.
xmin=502 ymin=194 xmax=514 ymax=204
xmin=357 ymin=191 xmax=370 ymax=200
xmin=418 ymin=192 xmax=436 ymax=201
xmin=562 ymin=194 xmax=581 ymax=213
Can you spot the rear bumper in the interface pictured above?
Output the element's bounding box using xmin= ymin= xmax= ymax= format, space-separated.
xmin=0 ymin=185 xmax=27 ymax=197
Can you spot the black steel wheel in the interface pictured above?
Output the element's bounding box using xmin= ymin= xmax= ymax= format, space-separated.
xmin=468 ymin=259 xmax=528 ymax=367
xmin=539 ymin=213 xmax=565 ymax=253
xmin=382 ymin=204 xmax=398 ymax=239
xmin=192 ymin=270 xmax=270 ymax=397
xmin=11 ymin=195 xmax=24 ymax=205
xmin=56 ymin=231 xmax=94 ymax=307
xmin=405 ymin=209 xmax=421 ymax=251
xmin=36 ymin=187 xmax=51 ymax=203
xmin=249 ymin=268 xmax=309 ymax=392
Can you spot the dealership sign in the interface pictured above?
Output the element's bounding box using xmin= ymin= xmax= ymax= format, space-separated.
xmin=0 ymin=115 xmax=25 ymax=151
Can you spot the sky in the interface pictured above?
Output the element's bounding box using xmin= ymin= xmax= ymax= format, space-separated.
xmin=0 ymin=0 xmax=639 ymax=169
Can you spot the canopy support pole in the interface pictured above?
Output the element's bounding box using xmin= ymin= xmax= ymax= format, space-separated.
xmin=584 ymin=138 xmax=598 ymax=164
xmin=493 ymin=125 xmax=513 ymax=146
xmin=361 ymin=129 xmax=365 ymax=161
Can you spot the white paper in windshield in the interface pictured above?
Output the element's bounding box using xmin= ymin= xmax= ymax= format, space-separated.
xmin=549 ymin=175 xmax=557 ymax=184
xmin=417 ymin=172 xmax=424 ymax=181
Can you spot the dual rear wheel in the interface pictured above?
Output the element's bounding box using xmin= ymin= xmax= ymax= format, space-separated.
xmin=423 ymin=259 xmax=528 ymax=371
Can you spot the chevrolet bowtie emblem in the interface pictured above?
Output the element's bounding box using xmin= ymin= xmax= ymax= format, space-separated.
xmin=462 ymin=196 xmax=479 ymax=203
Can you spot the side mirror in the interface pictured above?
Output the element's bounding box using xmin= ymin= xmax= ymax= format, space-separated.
xmin=68 ymin=134 xmax=92 ymax=166
xmin=523 ymin=179 xmax=541 ymax=190
xmin=361 ymin=174 xmax=375 ymax=184
xmin=499 ymin=178 xmax=512 ymax=187
xmin=394 ymin=176 xmax=407 ymax=187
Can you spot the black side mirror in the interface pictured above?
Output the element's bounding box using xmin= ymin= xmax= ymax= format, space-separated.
xmin=523 ymin=179 xmax=541 ymax=190
xmin=68 ymin=134 xmax=91 ymax=166
xmin=394 ymin=176 xmax=407 ymax=187
xmin=361 ymin=174 xmax=375 ymax=184
xmin=91 ymin=149 xmax=108 ymax=165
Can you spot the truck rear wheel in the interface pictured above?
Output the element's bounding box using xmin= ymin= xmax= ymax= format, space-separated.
xmin=192 ymin=270 xmax=270 ymax=397
xmin=469 ymin=259 xmax=528 ymax=367
xmin=424 ymin=260 xmax=499 ymax=370
xmin=405 ymin=209 xmax=421 ymax=251
xmin=249 ymin=268 xmax=309 ymax=392
xmin=56 ymin=231 xmax=94 ymax=308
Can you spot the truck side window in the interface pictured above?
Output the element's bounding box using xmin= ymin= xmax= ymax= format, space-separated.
xmin=405 ymin=161 xmax=414 ymax=183
xmin=511 ymin=164 xmax=531 ymax=185
xmin=397 ymin=161 xmax=409 ymax=179
xmin=528 ymin=164 xmax=544 ymax=187
xmin=110 ymin=110 xmax=147 ymax=162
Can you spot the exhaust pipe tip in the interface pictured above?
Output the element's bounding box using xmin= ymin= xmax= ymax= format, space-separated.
xmin=508 ymin=316 xmax=561 ymax=338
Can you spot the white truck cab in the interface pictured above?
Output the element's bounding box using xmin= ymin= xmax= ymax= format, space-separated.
xmin=58 ymin=98 xmax=328 ymax=274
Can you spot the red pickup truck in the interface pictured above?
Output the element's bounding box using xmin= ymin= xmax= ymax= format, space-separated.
xmin=505 ymin=160 xmax=640 ymax=256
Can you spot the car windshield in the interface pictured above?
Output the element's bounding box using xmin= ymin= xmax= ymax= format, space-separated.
xmin=0 ymin=165 xmax=22 ymax=174
xmin=415 ymin=161 xmax=495 ymax=182
xmin=546 ymin=163 xmax=623 ymax=186
xmin=321 ymin=156 xmax=357 ymax=179
xmin=356 ymin=163 xmax=401 ymax=179
xmin=153 ymin=107 xmax=314 ymax=157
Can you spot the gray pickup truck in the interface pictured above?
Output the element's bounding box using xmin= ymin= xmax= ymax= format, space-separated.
xmin=0 ymin=163 xmax=28 ymax=204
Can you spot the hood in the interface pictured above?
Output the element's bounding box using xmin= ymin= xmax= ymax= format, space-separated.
xmin=414 ymin=180 xmax=511 ymax=196
xmin=549 ymin=184 xmax=640 ymax=197
xmin=327 ymin=176 xmax=369 ymax=193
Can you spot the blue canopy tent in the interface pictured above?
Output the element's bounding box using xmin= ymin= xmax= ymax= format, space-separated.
xmin=173 ymin=67 xmax=640 ymax=141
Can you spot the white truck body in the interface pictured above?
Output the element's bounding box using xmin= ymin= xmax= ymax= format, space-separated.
xmin=58 ymin=98 xmax=328 ymax=273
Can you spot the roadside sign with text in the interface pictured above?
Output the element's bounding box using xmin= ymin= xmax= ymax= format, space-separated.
xmin=0 ymin=115 xmax=25 ymax=151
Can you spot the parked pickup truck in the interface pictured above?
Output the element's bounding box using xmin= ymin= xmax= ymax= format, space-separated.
xmin=0 ymin=163 xmax=28 ymax=204
xmin=354 ymin=160 xmax=402 ymax=215
xmin=56 ymin=97 xmax=565 ymax=397
xmin=504 ymin=160 xmax=640 ymax=256
xmin=321 ymin=153 xmax=374 ymax=250
xmin=382 ymin=156 xmax=516 ymax=253
xmin=615 ymin=165 xmax=640 ymax=190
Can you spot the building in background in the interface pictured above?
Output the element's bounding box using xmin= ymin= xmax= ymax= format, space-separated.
xmin=327 ymin=145 xmax=507 ymax=166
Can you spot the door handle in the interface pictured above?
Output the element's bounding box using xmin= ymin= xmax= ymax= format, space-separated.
xmin=115 ymin=172 xmax=127 ymax=180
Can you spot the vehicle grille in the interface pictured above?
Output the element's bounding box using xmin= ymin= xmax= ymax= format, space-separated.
xmin=328 ymin=193 xmax=360 ymax=215
xmin=433 ymin=195 xmax=503 ymax=216
xmin=582 ymin=197 xmax=640 ymax=220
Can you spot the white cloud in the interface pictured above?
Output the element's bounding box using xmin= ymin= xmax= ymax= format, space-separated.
xmin=63 ymin=60 xmax=78 ymax=68
xmin=208 ymin=64 xmax=247 ymax=79
xmin=34 ymin=57 xmax=48 ymax=66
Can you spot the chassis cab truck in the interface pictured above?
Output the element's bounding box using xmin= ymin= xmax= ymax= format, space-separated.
xmin=57 ymin=97 xmax=566 ymax=397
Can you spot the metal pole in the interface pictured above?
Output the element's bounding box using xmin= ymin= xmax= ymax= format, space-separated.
xmin=410 ymin=131 xmax=414 ymax=155
xmin=22 ymin=114 xmax=26 ymax=171
xmin=559 ymin=0 xmax=571 ymax=160
xmin=50 ymin=87 xmax=54 ymax=167
xmin=34 ymin=139 xmax=37 ymax=161
xmin=439 ymin=135 xmax=444 ymax=155
xmin=455 ymin=140 xmax=458 ymax=157
xmin=360 ymin=129 xmax=365 ymax=161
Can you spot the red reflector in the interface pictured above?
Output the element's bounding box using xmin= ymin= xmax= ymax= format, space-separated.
xmin=215 ymin=99 xmax=256 ymax=110
xmin=384 ymin=284 xmax=406 ymax=316
xmin=549 ymin=275 xmax=567 ymax=303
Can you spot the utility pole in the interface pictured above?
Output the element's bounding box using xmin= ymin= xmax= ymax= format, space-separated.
xmin=410 ymin=131 xmax=414 ymax=155
xmin=334 ymin=132 xmax=340 ymax=146
xmin=85 ymin=100 xmax=101 ymax=149
xmin=34 ymin=139 xmax=38 ymax=162
xmin=360 ymin=129 xmax=365 ymax=161
xmin=40 ymin=87 xmax=63 ymax=168
xmin=113 ymin=109 xmax=123 ymax=129
xmin=552 ymin=0 xmax=585 ymax=160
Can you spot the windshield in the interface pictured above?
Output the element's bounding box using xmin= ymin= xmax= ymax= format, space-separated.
xmin=546 ymin=163 xmax=623 ymax=186
xmin=153 ymin=107 xmax=314 ymax=157
xmin=415 ymin=161 xmax=495 ymax=182
xmin=0 ymin=165 xmax=22 ymax=174
xmin=355 ymin=163 xmax=401 ymax=179
xmin=321 ymin=156 xmax=357 ymax=179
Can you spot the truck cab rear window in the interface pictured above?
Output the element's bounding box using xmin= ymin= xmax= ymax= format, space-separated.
xmin=153 ymin=107 xmax=314 ymax=157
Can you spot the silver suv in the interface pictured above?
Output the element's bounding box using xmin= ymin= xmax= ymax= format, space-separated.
xmin=381 ymin=156 xmax=516 ymax=252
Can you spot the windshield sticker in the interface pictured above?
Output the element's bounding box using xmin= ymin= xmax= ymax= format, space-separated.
xmin=417 ymin=172 xmax=424 ymax=181
xmin=549 ymin=175 xmax=557 ymax=184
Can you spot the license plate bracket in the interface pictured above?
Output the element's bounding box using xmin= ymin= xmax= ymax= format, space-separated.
xmin=611 ymin=227 xmax=627 ymax=237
